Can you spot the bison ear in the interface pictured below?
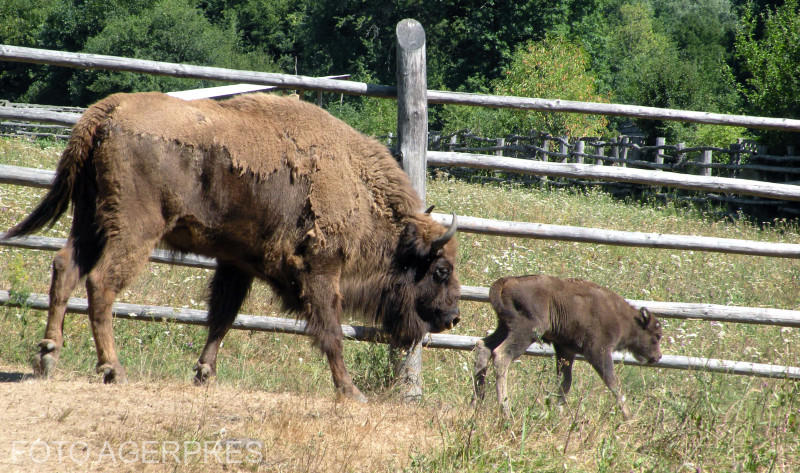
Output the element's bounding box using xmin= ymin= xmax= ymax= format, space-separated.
xmin=398 ymin=222 xmax=430 ymax=262
xmin=637 ymin=307 xmax=651 ymax=328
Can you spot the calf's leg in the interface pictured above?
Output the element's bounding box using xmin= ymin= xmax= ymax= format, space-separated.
xmin=194 ymin=264 xmax=254 ymax=385
xmin=586 ymin=349 xmax=631 ymax=420
xmin=33 ymin=240 xmax=81 ymax=377
xmin=491 ymin=323 xmax=536 ymax=417
xmin=472 ymin=324 xmax=508 ymax=405
xmin=553 ymin=344 xmax=576 ymax=403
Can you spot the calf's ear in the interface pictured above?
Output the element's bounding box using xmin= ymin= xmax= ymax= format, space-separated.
xmin=637 ymin=307 xmax=651 ymax=328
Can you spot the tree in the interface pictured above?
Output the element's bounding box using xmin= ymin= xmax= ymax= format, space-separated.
xmin=442 ymin=34 xmax=609 ymax=138
xmin=609 ymin=1 xmax=741 ymax=143
xmin=67 ymin=0 xmax=276 ymax=104
xmin=0 ymin=0 xmax=58 ymax=101
xmin=735 ymin=0 xmax=800 ymax=120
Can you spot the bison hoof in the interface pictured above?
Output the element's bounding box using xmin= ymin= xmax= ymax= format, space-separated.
xmin=336 ymin=385 xmax=367 ymax=404
xmin=31 ymin=339 xmax=59 ymax=378
xmin=193 ymin=363 xmax=214 ymax=386
xmin=97 ymin=363 xmax=128 ymax=384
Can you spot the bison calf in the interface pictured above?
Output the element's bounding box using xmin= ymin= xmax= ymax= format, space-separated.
xmin=473 ymin=275 xmax=662 ymax=419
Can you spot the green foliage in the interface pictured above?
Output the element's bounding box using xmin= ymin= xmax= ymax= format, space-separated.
xmin=610 ymin=1 xmax=741 ymax=143
xmin=326 ymin=95 xmax=397 ymax=138
xmin=0 ymin=0 xmax=796 ymax=153
xmin=735 ymin=0 xmax=800 ymax=149
xmin=0 ymin=0 xmax=59 ymax=100
xmin=67 ymin=0 xmax=277 ymax=104
xmin=442 ymin=35 xmax=609 ymax=138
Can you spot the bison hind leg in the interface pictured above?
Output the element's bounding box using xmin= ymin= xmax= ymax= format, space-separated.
xmin=193 ymin=264 xmax=254 ymax=385
xmin=32 ymin=239 xmax=83 ymax=378
xmin=84 ymin=232 xmax=163 ymax=384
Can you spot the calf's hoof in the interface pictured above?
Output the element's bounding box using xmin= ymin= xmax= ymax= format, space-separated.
xmin=31 ymin=339 xmax=59 ymax=378
xmin=97 ymin=363 xmax=128 ymax=384
xmin=193 ymin=363 xmax=214 ymax=386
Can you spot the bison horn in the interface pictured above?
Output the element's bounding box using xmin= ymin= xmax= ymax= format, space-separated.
xmin=431 ymin=213 xmax=458 ymax=251
xmin=424 ymin=205 xmax=435 ymax=214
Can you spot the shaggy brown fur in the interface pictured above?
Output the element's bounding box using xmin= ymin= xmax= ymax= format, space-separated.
xmin=473 ymin=275 xmax=662 ymax=419
xmin=4 ymin=92 xmax=461 ymax=402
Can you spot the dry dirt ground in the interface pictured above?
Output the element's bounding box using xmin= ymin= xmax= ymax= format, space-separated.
xmin=0 ymin=363 xmax=443 ymax=472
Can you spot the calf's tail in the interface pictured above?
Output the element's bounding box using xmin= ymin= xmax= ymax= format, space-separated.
xmin=3 ymin=95 xmax=121 ymax=239
xmin=488 ymin=277 xmax=509 ymax=314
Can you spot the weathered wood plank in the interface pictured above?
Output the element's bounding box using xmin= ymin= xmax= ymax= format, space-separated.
xmin=428 ymin=151 xmax=800 ymax=201
xmin=4 ymin=236 xmax=800 ymax=328
xmin=1 ymin=290 xmax=797 ymax=379
xmin=429 ymin=213 xmax=800 ymax=258
xmin=459 ymin=285 xmax=800 ymax=328
xmin=0 ymin=106 xmax=80 ymax=126
xmin=396 ymin=18 xmax=428 ymax=201
xmin=4 ymin=44 xmax=800 ymax=131
xmin=0 ymin=45 xmax=396 ymax=98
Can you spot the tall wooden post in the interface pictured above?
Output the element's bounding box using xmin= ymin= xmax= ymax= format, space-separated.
xmin=396 ymin=19 xmax=428 ymax=200
xmin=393 ymin=18 xmax=427 ymax=400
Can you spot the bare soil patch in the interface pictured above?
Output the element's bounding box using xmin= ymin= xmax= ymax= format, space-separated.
xmin=0 ymin=363 xmax=441 ymax=472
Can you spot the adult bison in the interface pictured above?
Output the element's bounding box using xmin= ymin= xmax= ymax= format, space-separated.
xmin=473 ymin=275 xmax=662 ymax=419
xmin=4 ymin=92 xmax=460 ymax=402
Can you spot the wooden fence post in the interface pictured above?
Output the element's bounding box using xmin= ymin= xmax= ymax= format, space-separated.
xmin=596 ymin=141 xmax=605 ymax=165
xmin=394 ymin=18 xmax=427 ymax=400
xmin=575 ymin=140 xmax=585 ymax=165
xmin=655 ymin=137 xmax=666 ymax=169
xmin=701 ymin=149 xmax=712 ymax=177
xmin=620 ymin=136 xmax=629 ymax=167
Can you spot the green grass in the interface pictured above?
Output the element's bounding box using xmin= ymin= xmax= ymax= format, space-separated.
xmin=1 ymin=136 xmax=799 ymax=472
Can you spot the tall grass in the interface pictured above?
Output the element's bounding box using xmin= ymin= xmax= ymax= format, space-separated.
xmin=1 ymin=136 xmax=798 ymax=471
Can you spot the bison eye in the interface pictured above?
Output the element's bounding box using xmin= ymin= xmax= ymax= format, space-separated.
xmin=433 ymin=266 xmax=450 ymax=283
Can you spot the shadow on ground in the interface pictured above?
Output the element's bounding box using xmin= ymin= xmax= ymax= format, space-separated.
xmin=0 ymin=371 xmax=31 ymax=382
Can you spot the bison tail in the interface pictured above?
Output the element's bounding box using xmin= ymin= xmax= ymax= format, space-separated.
xmin=3 ymin=96 xmax=120 ymax=239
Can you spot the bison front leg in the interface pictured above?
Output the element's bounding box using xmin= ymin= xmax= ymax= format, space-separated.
xmin=472 ymin=324 xmax=508 ymax=406
xmin=492 ymin=327 xmax=535 ymax=417
xmin=553 ymin=344 xmax=576 ymax=404
xmin=33 ymin=241 xmax=81 ymax=378
xmin=194 ymin=264 xmax=253 ymax=385
xmin=587 ymin=349 xmax=631 ymax=420
xmin=302 ymin=268 xmax=366 ymax=403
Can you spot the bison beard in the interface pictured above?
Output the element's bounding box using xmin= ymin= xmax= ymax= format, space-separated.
xmin=3 ymin=92 xmax=461 ymax=402
xmin=473 ymin=275 xmax=662 ymax=419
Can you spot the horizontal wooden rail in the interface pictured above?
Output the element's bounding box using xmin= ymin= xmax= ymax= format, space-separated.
xmin=0 ymin=106 xmax=80 ymax=126
xmin=1 ymin=290 xmax=797 ymax=380
xmin=1 ymin=235 xmax=215 ymax=268
xmin=3 ymin=44 xmax=800 ymax=131
xmin=428 ymin=151 xmax=800 ymax=201
xmin=428 ymin=213 xmax=800 ymax=258
xmin=0 ymin=45 xmax=396 ymax=98
xmin=4 ymin=235 xmax=800 ymax=328
xmin=459 ymin=286 xmax=800 ymax=328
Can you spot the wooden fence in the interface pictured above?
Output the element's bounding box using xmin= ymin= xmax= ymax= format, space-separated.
xmin=1 ymin=25 xmax=800 ymax=381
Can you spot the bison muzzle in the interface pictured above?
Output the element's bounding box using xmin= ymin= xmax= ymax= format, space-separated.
xmin=473 ymin=275 xmax=662 ymax=419
xmin=3 ymin=92 xmax=460 ymax=402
